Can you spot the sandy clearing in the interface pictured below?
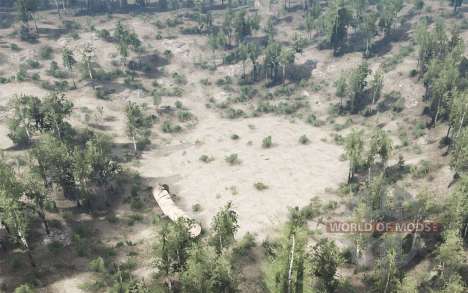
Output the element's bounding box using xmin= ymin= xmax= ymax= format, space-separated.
xmin=38 ymin=272 xmax=94 ymax=293
xmin=136 ymin=114 xmax=347 ymax=239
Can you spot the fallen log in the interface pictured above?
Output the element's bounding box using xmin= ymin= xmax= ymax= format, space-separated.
xmin=152 ymin=185 xmax=201 ymax=238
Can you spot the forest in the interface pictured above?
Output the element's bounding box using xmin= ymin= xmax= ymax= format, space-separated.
xmin=0 ymin=0 xmax=467 ymax=292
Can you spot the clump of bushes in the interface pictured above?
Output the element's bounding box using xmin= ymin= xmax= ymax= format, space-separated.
xmin=225 ymin=153 xmax=241 ymax=165
xmin=161 ymin=121 xmax=182 ymax=133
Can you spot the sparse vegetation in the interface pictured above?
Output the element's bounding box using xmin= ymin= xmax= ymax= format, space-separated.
xmin=0 ymin=1 xmax=467 ymax=292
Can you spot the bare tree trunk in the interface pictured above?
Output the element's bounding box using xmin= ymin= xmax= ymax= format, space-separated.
xmin=287 ymin=234 xmax=296 ymax=293
xmin=132 ymin=135 xmax=137 ymax=152
xmin=455 ymin=109 xmax=465 ymax=138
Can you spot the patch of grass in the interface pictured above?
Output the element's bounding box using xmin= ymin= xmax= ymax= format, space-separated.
xmin=262 ymin=136 xmax=273 ymax=148
xmin=299 ymin=135 xmax=310 ymax=144
xmin=412 ymin=121 xmax=426 ymax=138
xmin=89 ymin=257 xmax=106 ymax=273
xmin=177 ymin=110 xmax=193 ymax=122
xmin=254 ymin=182 xmax=268 ymax=191
xmin=127 ymin=213 xmax=144 ymax=226
xmin=225 ymin=108 xmax=245 ymax=119
xmin=410 ymin=160 xmax=432 ymax=179
xmin=225 ymin=153 xmax=241 ymax=165
xmin=161 ymin=121 xmax=182 ymax=133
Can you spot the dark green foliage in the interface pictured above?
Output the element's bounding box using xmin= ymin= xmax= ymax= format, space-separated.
xmin=125 ymin=101 xmax=153 ymax=151
xmin=7 ymin=94 xmax=73 ymax=145
xmin=39 ymin=46 xmax=53 ymax=60
xmin=310 ymin=239 xmax=343 ymax=293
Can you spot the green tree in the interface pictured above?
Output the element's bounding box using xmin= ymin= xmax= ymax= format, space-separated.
xmin=40 ymin=93 xmax=73 ymax=140
xmin=320 ymin=0 xmax=352 ymax=55
xmin=450 ymin=0 xmax=463 ymax=13
xmin=447 ymin=91 xmax=467 ymax=141
xmin=310 ymin=239 xmax=343 ymax=293
xmin=62 ymin=48 xmax=77 ymax=89
xmin=210 ymin=202 xmax=239 ymax=254
xmin=348 ymin=61 xmax=370 ymax=113
xmin=345 ymin=129 xmax=364 ymax=183
xmin=125 ymin=101 xmax=152 ymax=152
xmin=72 ymin=135 xmax=119 ymax=209
xmin=23 ymin=173 xmax=51 ymax=235
xmin=153 ymin=218 xmax=194 ymax=274
xmin=80 ymin=43 xmax=95 ymax=80
xmin=371 ymin=249 xmax=401 ymax=293
xmin=367 ymin=128 xmax=393 ymax=180
xmin=263 ymin=217 xmax=312 ymax=293
xmin=360 ymin=12 xmax=378 ymax=56
xmin=423 ymin=58 xmax=459 ymax=127
xmin=247 ymin=42 xmax=261 ymax=81
xmin=0 ymin=161 xmax=35 ymax=267
xmin=440 ymin=274 xmax=467 ymax=293
xmin=238 ymin=43 xmax=249 ymax=79
xmin=7 ymin=95 xmax=42 ymax=145
xmin=15 ymin=0 xmax=38 ymax=33
xmin=264 ymin=41 xmax=282 ymax=82
xmin=369 ymin=69 xmax=384 ymax=106
xmin=335 ymin=73 xmax=347 ymax=112
xmin=436 ymin=229 xmax=464 ymax=281
xmin=31 ymin=134 xmax=77 ymax=204
xmin=377 ymin=0 xmax=404 ymax=37
xmin=280 ymin=48 xmax=295 ymax=83
xmin=181 ymin=244 xmax=237 ymax=293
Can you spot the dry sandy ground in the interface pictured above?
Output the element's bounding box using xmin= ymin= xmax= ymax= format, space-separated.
xmin=136 ymin=111 xmax=347 ymax=238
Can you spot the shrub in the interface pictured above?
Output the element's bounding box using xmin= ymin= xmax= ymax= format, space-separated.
xmin=410 ymin=160 xmax=432 ymax=179
xmin=192 ymin=203 xmax=201 ymax=212
xmin=306 ymin=113 xmax=323 ymax=126
xmin=8 ymin=121 xmax=30 ymax=146
xmin=199 ymin=154 xmax=214 ymax=163
xmin=14 ymin=284 xmax=35 ymax=293
xmin=161 ymin=121 xmax=182 ymax=133
xmin=225 ymin=108 xmax=245 ymax=119
xmin=299 ymin=135 xmax=310 ymax=144
xmin=231 ymin=134 xmax=240 ymax=140
xmin=254 ymin=182 xmax=268 ymax=190
xmin=16 ymin=68 xmax=28 ymax=81
xmin=97 ymin=29 xmax=111 ymax=41
xmin=89 ymin=257 xmax=106 ymax=273
xmin=172 ymin=72 xmax=187 ymax=85
xmin=412 ymin=121 xmax=426 ymax=138
xmin=175 ymin=100 xmax=183 ymax=109
xmin=262 ymin=136 xmax=272 ymax=148
xmin=10 ymin=43 xmax=21 ymax=51
xmin=232 ymin=233 xmax=256 ymax=258
xmin=178 ymin=111 xmax=193 ymax=122
xmin=26 ymin=59 xmax=40 ymax=69
xmin=225 ymin=153 xmax=241 ymax=165
xmin=39 ymin=46 xmax=54 ymax=59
